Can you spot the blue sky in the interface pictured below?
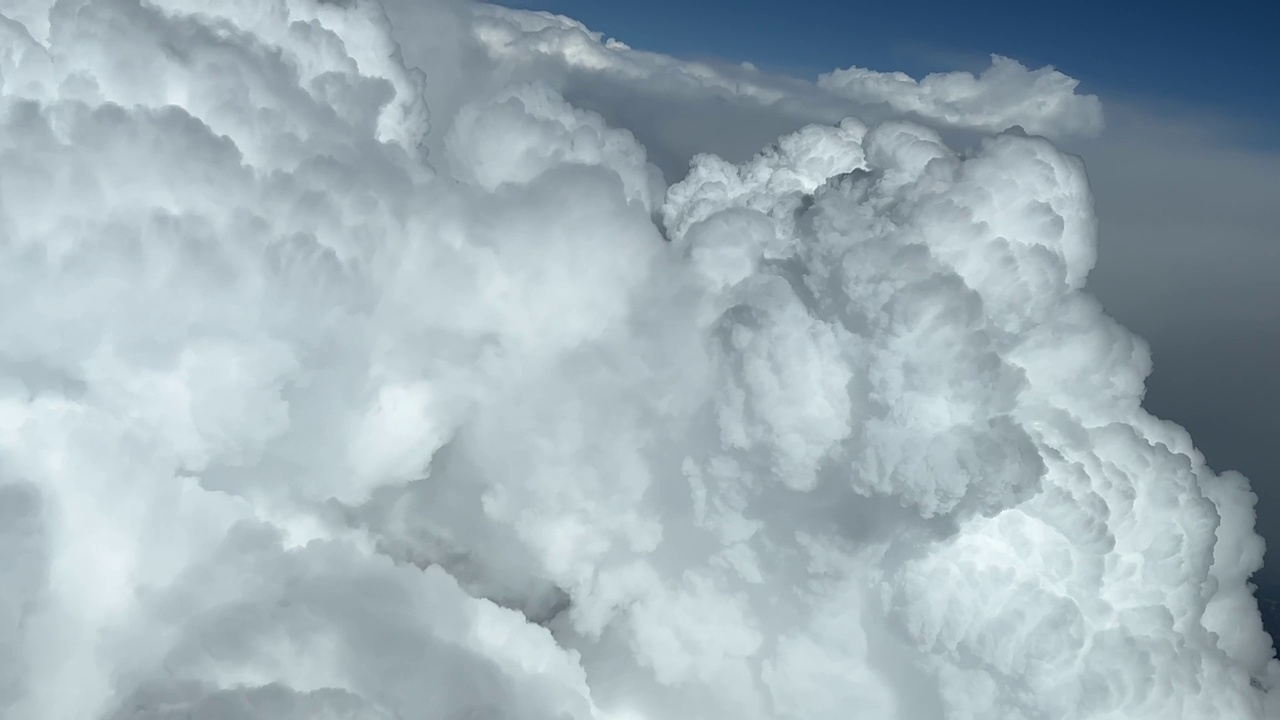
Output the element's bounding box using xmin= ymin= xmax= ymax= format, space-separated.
xmin=498 ymin=0 xmax=1279 ymax=138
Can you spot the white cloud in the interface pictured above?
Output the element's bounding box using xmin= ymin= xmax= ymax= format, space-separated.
xmin=818 ymin=54 xmax=1104 ymax=139
xmin=0 ymin=1 xmax=1276 ymax=719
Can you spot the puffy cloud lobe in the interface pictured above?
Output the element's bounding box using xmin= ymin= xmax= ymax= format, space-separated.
xmin=818 ymin=54 xmax=1105 ymax=139
xmin=445 ymin=81 xmax=664 ymax=210
xmin=0 ymin=1 xmax=1276 ymax=720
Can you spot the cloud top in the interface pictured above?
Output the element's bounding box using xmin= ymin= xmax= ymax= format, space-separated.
xmin=473 ymin=6 xmax=1104 ymax=140
xmin=819 ymin=54 xmax=1105 ymax=138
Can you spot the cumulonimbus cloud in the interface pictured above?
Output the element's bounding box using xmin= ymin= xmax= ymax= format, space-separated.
xmin=0 ymin=1 xmax=1274 ymax=719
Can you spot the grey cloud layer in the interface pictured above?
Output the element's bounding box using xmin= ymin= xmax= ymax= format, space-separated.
xmin=1 ymin=1 xmax=1276 ymax=719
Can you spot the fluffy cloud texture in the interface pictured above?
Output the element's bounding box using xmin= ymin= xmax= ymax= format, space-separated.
xmin=0 ymin=1 xmax=1274 ymax=719
xmin=816 ymin=54 xmax=1104 ymax=138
